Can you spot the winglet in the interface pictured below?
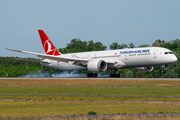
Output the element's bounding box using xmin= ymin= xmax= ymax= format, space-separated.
xmin=38 ymin=30 xmax=61 ymax=56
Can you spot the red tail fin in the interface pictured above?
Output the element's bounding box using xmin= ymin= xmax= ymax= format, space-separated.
xmin=38 ymin=30 xmax=61 ymax=56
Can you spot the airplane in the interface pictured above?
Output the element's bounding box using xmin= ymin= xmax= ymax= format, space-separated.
xmin=6 ymin=30 xmax=177 ymax=77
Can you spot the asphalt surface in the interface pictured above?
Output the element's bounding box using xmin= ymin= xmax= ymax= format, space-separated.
xmin=0 ymin=93 xmax=179 ymax=98
xmin=49 ymin=113 xmax=180 ymax=119
xmin=10 ymin=113 xmax=180 ymax=119
xmin=0 ymin=77 xmax=180 ymax=80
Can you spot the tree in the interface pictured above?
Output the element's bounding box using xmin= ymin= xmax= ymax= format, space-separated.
xmin=138 ymin=44 xmax=150 ymax=47
xmin=119 ymin=43 xmax=128 ymax=49
xmin=93 ymin=42 xmax=107 ymax=51
xmin=110 ymin=42 xmax=128 ymax=50
xmin=152 ymin=39 xmax=165 ymax=46
xmin=66 ymin=39 xmax=88 ymax=52
xmin=124 ymin=70 xmax=134 ymax=78
xmin=110 ymin=42 xmax=121 ymax=50
xmin=129 ymin=43 xmax=135 ymax=48
xmin=59 ymin=39 xmax=106 ymax=53
xmin=87 ymin=40 xmax=94 ymax=51
xmin=160 ymin=42 xmax=178 ymax=51
xmin=161 ymin=61 xmax=179 ymax=78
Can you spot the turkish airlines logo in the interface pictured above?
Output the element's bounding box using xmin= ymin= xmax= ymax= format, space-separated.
xmin=43 ymin=39 xmax=60 ymax=56
xmin=44 ymin=39 xmax=53 ymax=54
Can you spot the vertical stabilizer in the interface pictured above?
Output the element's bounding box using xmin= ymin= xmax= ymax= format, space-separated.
xmin=38 ymin=30 xmax=61 ymax=56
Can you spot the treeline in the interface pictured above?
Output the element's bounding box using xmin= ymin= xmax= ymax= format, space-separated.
xmin=58 ymin=38 xmax=180 ymax=78
xmin=58 ymin=39 xmax=107 ymax=53
xmin=0 ymin=57 xmax=58 ymax=77
xmin=1 ymin=38 xmax=180 ymax=77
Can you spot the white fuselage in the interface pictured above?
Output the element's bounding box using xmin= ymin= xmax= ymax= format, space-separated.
xmin=40 ymin=47 xmax=177 ymax=71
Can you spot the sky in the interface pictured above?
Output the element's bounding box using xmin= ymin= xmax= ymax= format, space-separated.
xmin=1 ymin=0 xmax=180 ymax=58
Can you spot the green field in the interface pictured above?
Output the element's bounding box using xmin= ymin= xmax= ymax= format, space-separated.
xmin=0 ymin=101 xmax=179 ymax=116
xmin=0 ymin=79 xmax=180 ymax=116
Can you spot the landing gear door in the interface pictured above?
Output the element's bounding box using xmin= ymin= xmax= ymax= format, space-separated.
xmin=153 ymin=50 xmax=158 ymax=58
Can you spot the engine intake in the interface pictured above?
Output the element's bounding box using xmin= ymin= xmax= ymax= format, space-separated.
xmin=87 ymin=60 xmax=107 ymax=72
xmin=134 ymin=66 xmax=154 ymax=73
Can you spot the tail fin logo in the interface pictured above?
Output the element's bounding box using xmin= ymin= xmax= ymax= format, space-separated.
xmin=44 ymin=40 xmax=53 ymax=54
xmin=44 ymin=39 xmax=60 ymax=56
xmin=38 ymin=29 xmax=61 ymax=56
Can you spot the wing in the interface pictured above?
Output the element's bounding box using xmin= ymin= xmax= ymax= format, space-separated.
xmin=5 ymin=48 xmax=125 ymax=67
xmin=5 ymin=48 xmax=89 ymax=65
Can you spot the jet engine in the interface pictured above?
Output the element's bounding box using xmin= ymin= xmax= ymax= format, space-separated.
xmin=87 ymin=60 xmax=107 ymax=72
xmin=134 ymin=66 xmax=154 ymax=73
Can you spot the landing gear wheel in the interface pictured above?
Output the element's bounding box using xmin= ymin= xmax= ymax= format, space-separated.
xmin=94 ymin=73 xmax=98 ymax=77
xmin=117 ymin=74 xmax=120 ymax=77
xmin=110 ymin=73 xmax=113 ymax=77
xmin=87 ymin=73 xmax=91 ymax=77
xmin=109 ymin=74 xmax=120 ymax=78
xmin=90 ymin=73 xmax=94 ymax=77
xmin=162 ymin=70 xmax=166 ymax=73
xmin=87 ymin=73 xmax=98 ymax=78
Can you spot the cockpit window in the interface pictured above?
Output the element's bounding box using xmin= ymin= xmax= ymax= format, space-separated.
xmin=164 ymin=52 xmax=173 ymax=54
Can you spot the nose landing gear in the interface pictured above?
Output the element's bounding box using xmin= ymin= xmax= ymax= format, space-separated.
xmin=162 ymin=65 xmax=167 ymax=73
xmin=162 ymin=69 xmax=166 ymax=73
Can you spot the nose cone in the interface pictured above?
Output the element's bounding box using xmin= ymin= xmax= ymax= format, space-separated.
xmin=172 ymin=55 xmax=177 ymax=63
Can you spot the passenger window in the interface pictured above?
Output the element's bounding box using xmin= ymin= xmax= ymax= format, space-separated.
xmin=165 ymin=52 xmax=168 ymax=54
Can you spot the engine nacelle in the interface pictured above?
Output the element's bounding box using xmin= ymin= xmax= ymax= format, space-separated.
xmin=87 ymin=60 xmax=107 ymax=72
xmin=134 ymin=66 xmax=154 ymax=73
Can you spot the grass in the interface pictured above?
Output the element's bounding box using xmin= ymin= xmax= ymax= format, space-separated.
xmin=0 ymin=101 xmax=180 ymax=116
xmin=0 ymin=79 xmax=180 ymax=97
xmin=0 ymin=79 xmax=180 ymax=101
xmin=0 ymin=79 xmax=180 ymax=117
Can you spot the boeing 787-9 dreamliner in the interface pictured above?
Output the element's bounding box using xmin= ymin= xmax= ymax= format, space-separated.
xmin=6 ymin=30 xmax=177 ymax=77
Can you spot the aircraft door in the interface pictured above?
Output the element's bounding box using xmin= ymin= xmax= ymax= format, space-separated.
xmin=153 ymin=50 xmax=158 ymax=58
xmin=124 ymin=54 xmax=128 ymax=61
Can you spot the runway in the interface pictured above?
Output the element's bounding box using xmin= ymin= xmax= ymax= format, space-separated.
xmin=0 ymin=77 xmax=180 ymax=80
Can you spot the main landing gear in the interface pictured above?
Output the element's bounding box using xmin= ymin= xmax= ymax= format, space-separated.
xmin=109 ymin=70 xmax=120 ymax=78
xmin=110 ymin=73 xmax=120 ymax=77
xmin=87 ymin=73 xmax=98 ymax=78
